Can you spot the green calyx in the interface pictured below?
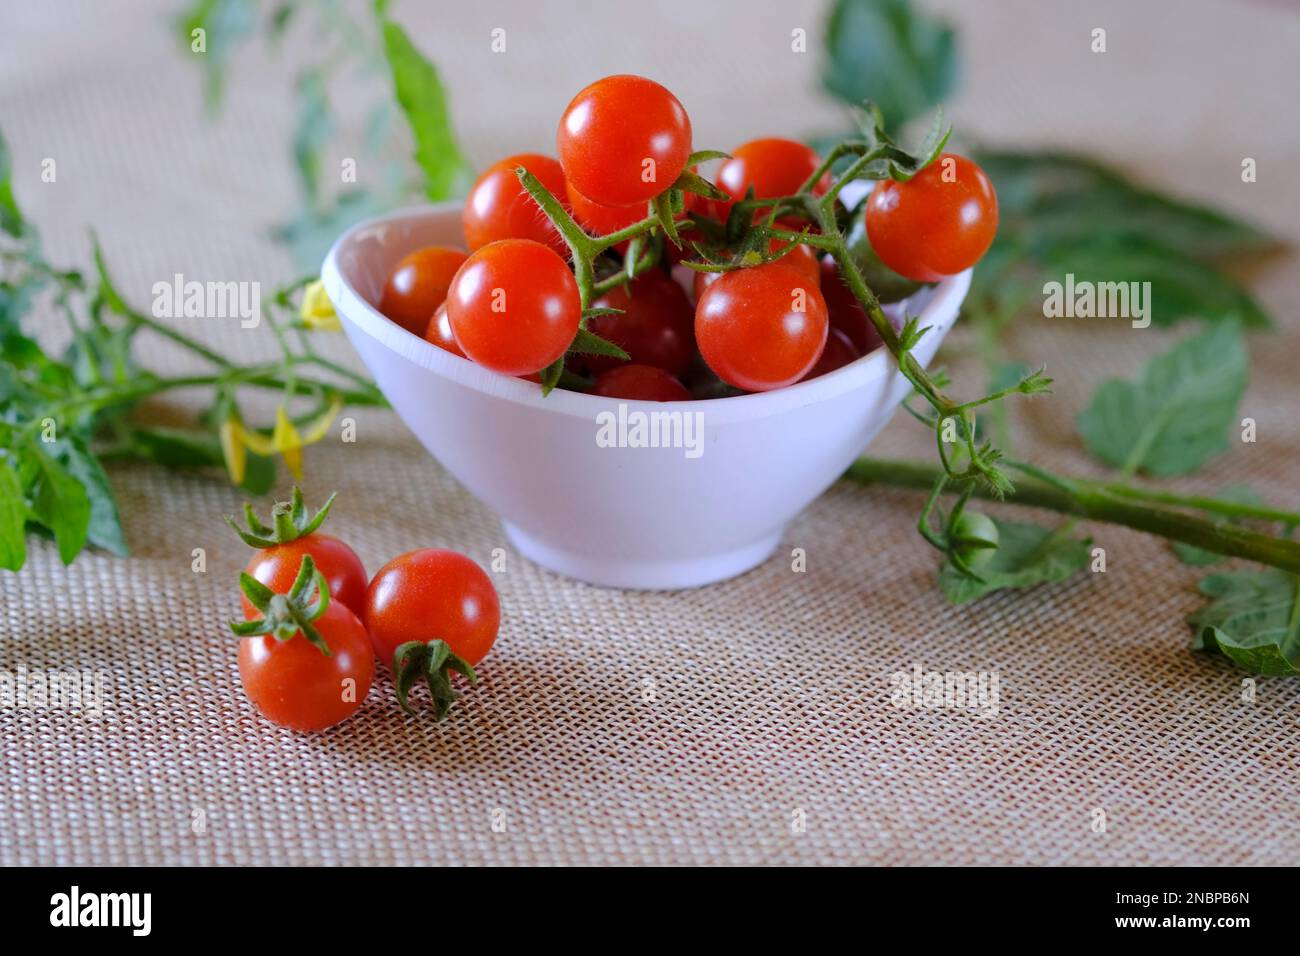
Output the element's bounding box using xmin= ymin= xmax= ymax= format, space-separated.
xmin=230 ymin=553 xmax=333 ymax=656
xmin=225 ymin=485 xmax=336 ymax=549
xmin=393 ymin=640 xmax=477 ymax=720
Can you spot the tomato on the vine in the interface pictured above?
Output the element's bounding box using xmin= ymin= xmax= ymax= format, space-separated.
xmin=818 ymin=256 xmax=877 ymax=354
xmin=445 ymin=238 xmax=581 ymax=376
xmin=801 ymin=327 xmax=861 ymax=381
xmin=423 ymin=303 xmax=465 ymax=357
xmin=364 ymin=549 xmax=501 ymax=668
xmin=238 ymin=599 xmax=374 ymax=733
xmin=566 ymin=182 xmax=645 ymax=238
xmin=692 ymin=239 xmax=820 ymax=301
xmin=591 ymin=364 xmax=691 ymax=402
xmin=558 ymin=74 xmax=692 ymax=207
xmin=865 ymin=153 xmax=998 ymax=282
xmin=695 ymin=262 xmax=829 ymax=392
xmin=463 ymin=153 xmax=569 ymax=258
xmin=712 ymin=138 xmax=831 ymax=219
xmin=585 ymin=270 xmax=695 ymax=377
xmin=378 ymin=246 xmax=468 ymax=336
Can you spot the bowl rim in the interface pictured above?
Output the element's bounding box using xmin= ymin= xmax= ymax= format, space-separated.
xmin=322 ymin=201 xmax=971 ymax=425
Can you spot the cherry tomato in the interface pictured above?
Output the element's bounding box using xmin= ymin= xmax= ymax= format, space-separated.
xmin=364 ymin=549 xmax=500 ymax=668
xmin=240 ymin=534 xmax=368 ymax=619
xmin=801 ymin=327 xmax=861 ymax=381
xmin=865 ymin=153 xmax=998 ymax=282
xmin=423 ymin=303 xmax=465 ymax=357
xmin=566 ymin=182 xmax=646 ymax=237
xmin=591 ymin=364 xmax=691 ymax=402
xmin=446 ymin=238 xmax=581 ymax=376
xmin=585 ymin=270 xmax=695 ymax=377
xmin=818 ymin=256 xmax=876 ymax=354
xmin=692 ymin=239 xmax=820 ymax=301
xmin=558 ymin=74 xmax=692 ymax=207
xmin=463 ymin=153 xmax=569 ymax=258
xmin=378 ymin=246 xmax=468 ymax=336
xmin=712 ymin=138 xmax=831 ymax=219
xmin=238 ymin=601 xmax=374 ymax=732
xmin=695 ymin=262 xmax=829 ymax=392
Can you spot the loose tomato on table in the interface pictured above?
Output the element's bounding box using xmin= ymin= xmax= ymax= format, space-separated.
xmin=591 ymin=364 xmax=691 ymax=402
xmin=377 ymin=245 xmax=468 ymax=336
xmin=711 ymin=137 xmax=832 ymax=220
xmin=445 ymin=238 xmax=581 ymax=376
xmin=463 ymin=153 xmax=569 ymax=258
xmin=865 ymin=152 xmax=998 ymax=282
xmin=557 ymin=74 xmax=692 ymax=207
xmin=233 ymin=555 xmax=374 ymax=733
xmin=584 ymin=270 xmax=695 ymax=377
xmin=695 ymin=262 xmax=829 ymax=392
xmin=228 ymin=487 xmax=368 ymax=618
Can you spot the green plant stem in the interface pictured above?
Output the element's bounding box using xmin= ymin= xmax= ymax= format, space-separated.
xmin=846 ymin=457 xmax=1300 ymax=573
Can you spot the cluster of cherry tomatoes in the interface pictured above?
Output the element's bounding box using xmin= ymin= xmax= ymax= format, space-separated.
xmin=376 ymin=74 xmax=997 ymax=400
xmin=229 ymin=489 xmax=499 ymax=731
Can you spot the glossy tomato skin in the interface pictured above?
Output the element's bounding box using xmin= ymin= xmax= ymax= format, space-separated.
xmin=801 ymin=327 xmax=861 ymax=381
xmin=692 ymin=240 xmax=820 ymax=302
xmin=712 ymin=138 xmax=831 ymax=219
xmin=240 ymin=534 xmax=368 ymax=619
xmin=446 ymin=239 xmax=581 ymax=376
xmin=585 ymin=271 xmax=695 ymax=377
xmin=566 ymin=183 xmax=645 ymax=237
xmin=591 ymin=364 xmax=691 ymax=402
xmin=423 ymin=303 xmax=465 ymax=357
xmin=865 ymin=153 xmax=998 ymax=282
xmin=378 ymin=246 xmax=468 ymax=336
xmin=695 ymin=262 xmax=829 ymax=392
xmin=558 ymin=74 xmax=692 ymax=207
xmin=238 ymin=601 xmax=374 ymax=732
xmin=364 ymin=549 xmax=501 ymax=668
xmin=463 ymin=153 xmax=569 ymax=258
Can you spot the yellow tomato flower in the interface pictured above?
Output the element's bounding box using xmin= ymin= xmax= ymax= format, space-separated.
xmin=218 ymin=414 xmax=247 ymax=486
xmin=220 ymin=397 xmax=342 ymax=484
xmin=300 ymin=280 xmax=340 ymax=332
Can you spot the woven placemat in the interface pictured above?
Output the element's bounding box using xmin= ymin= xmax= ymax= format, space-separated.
xmin=2 ymin=0 xmax=1298 ymax=865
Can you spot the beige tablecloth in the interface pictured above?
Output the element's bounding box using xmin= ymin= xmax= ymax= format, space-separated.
xmin=2 ymin=0 xmax=1298 ymax=865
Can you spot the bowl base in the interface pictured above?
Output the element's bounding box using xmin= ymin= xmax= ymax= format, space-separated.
xmin=502 ymin=522 xmax=783 ymax=590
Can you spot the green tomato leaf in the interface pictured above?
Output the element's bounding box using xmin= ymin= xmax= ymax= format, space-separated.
xmin=291 ymin=68 xmax=333 ymax=204
xmin=27 ymin=443 xmax=91 ymax=564
xmin=569 ymin=328 xmax=630 ymax=361
xmin=0 ymin=127 xmax=25 ymax=238
xmin=381 ymin=20 xmax=473 ymax=201
xmin=822 ymin=0 xmax=958 ymax=132
xmin=1077 ymin=323 xmax=1247 ymax=477
xmin=938 ymin=518 xmax=1092 ymax=604
xmin=56 ymin=437 xmax=128 ymax=557
xmin=1189 ymin=569 xmax=1300 ymax=676
xmin=129 ymin=426 xmax=224 ymax=468
xmin=0 ymin=455 xmax=27 ymax=571
xmin=1170 ymin=484 xmax=1265 ymax=567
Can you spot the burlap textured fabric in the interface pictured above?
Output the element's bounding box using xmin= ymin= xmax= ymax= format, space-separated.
xmin=2 ymin=0 xmax=1298 ymax=865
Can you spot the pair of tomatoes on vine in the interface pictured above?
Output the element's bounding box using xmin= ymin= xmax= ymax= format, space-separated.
xmin=228 ymin=488 xmax=499 ymax=732
xmin=373 ymin=73 xmax=998 ymax=399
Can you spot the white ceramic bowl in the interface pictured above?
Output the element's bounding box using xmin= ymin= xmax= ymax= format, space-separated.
xmin=322 ymin=203 xmax=970 ymax=589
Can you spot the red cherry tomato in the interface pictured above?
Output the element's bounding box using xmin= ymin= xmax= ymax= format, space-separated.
xmin=566 ymin=182 xmax=646 ymax=237
xmin=364 ymin=549 xmax=501 ymax=668
xmin=238 ymin=600 xmax=374 ymax=732
xmin=695 ymin=262 xmax=829 ymax=392
xmin=463 ymin=153 xmax=569 ymax=258
xmin=865 ymin=153 xmax=998 ymax=282
xmin=712 ymin=138 xmax=831 ymax=219
xmin=240 ymin=534 xmax=368 ymax=619
xmin=378 ymin=246 xmax=468 ymax=336
xmin=801 ymin=327 xmax=861 ymax=381
xmin=557 ymin=74 xmax=692 ymax=207
xmin=692 ymin=239 xmax=820 ymax=302
xmin=818 ymin=256 xmax=877 ymax=354
xmin=446 ymin=239 xmax=581 ymax=376
xmin=423 ymin=303 xmax=465 ymax=357
xmin=591 ymin=364 xmax=691 ymax=402
xmin=585 ymin=270 xmax=695 ymax=377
